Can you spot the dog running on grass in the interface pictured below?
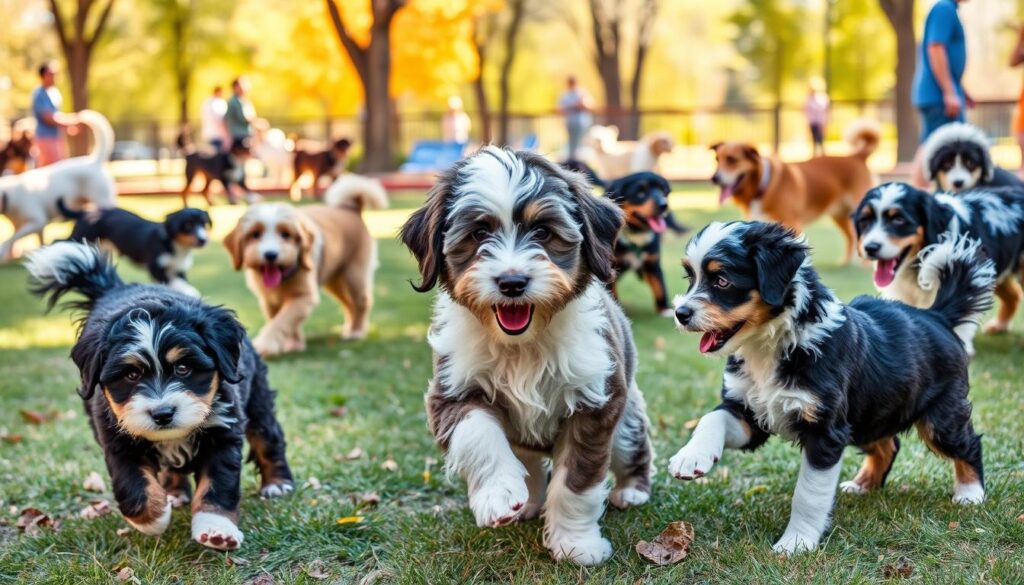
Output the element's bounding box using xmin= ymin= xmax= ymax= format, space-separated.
xmin=25 ymin=242 xmax=294 ymax=551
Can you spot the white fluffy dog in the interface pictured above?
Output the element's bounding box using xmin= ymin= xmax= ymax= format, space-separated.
xmin=585 ymin=125 xmax=674 ymax=180
xmin=0 ymin=110 xmax=116 ymax=259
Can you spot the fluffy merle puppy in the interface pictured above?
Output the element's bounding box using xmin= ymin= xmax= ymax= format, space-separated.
xmin=853 ymin=182 xmax=1024 ymax=352
xmin=669 ymin=221 xmax=993 ymax=554
xmin=25 ymin=242 xmax=293 ymax=551
xmin=604 ymin=171 xmax=687 ymax=315
xmin=921 ymin=122 xmax=1024 ymax=193
xmin=400 ymin=147 xmax=653 ymax=566
xmin=58 ymin=200 xmax=211 ymax=298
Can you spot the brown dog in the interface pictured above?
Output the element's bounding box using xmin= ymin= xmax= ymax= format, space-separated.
xmin=711 ymin=121 xmax=879 ymax=264
xmin=289 ymin=138 xmax=352 ymax=201
xmin=0 ymin=131 xmax=33 ymax=175
xmin=224 ymin=174 xmax=387 ymax=355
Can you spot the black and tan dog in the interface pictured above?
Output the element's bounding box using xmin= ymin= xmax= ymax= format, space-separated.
xmin=604 ymin=171 xmax=686 ymax=315
xmin=0 ymin=131 xmax=33 ymax=175
xmin=181 ymin=137 xmax=256 ymax=206
xmin=289 ymin=138 xmax=351 ymax=201
xmin=26 ymin=242 xmax=293 ymax=551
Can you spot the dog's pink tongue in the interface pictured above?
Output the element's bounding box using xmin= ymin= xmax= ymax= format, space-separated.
xmin=873 ymin=258 xmax=898 ymax=288
xmin=495 ymin=304 xmax=531 ymax=332
xmin=699 ymin=331 xmax=718 ymax=353
xmin=261 ymin=265 xmax=283 ymax=288
xmin=719 ymin=186 xmax=734 ymax=205
xmin=647 ymin=216 xmax=667 ymax=234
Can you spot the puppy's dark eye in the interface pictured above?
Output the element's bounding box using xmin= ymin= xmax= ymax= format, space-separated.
xmin=249 ymin=231 xmax=262 ymax=240
xmin=890 ymin=215 xmax=906 ymax=227
xmin=714 ymin=275 xmax=732 ymax=289
xmin=964 ymin=160 xmax=976 ymax=170
xmin=279 ymin=231 xmax=291 ymax=241
xmin=173 ymin=364 xmax=191 ymax=377
xmin=532 ymin=226 xmax=551 ymax=242
xmin=125 ymin=368 xmax=142 ymax=382
xmin=472 ymin=227 xmax=490 ymax=242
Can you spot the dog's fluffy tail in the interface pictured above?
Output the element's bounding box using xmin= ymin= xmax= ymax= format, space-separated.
xmin=25 ymin=242 xmax=123 ymax=312
xmin=918 ymin=234 xmax=996 ymax=336
xmin=844 ymin=119 xmax=881 ymax=158
xmin=324 ymin=174 xmax=388 ymax=212
xmin=75 ymin=110 xmax=115 ymax=164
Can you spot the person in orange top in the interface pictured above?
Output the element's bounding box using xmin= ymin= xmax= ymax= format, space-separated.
xmin=1010 ymin=25 xmax=1024 ymax=178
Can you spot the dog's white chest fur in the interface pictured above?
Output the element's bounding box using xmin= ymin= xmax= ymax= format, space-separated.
xmin=726 ymin=349 xmax=817 ymax=439
xmin=429 ymin=285 xmax=614 ymax=447
xmin=158 ymin=244 xmax=194 ymax=275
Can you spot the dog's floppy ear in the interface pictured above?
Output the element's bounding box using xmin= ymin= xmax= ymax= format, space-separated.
xmin=400 ymin=173 xmax=451 ymax=292
xmin=976 ymin=143 xmax=995 ymax=182
xmin=222 ymin=218 xmax=247 ymax=271
xmin=709 ymin=142 xmax=723 ymax=152
xmin=199 ymin=305 xmax=245 ymax=384
xmin=746 ymin=223 xmax=807 ymax=308
xmin=570 ymin=171 xmax=623 ymax=283
xmin=70 ymin=333 xmax=106 ymax=401
xmin=742 ymin=144 xmax=761 ymax=163
xmin=916 ymin=188 xmax=955 ymax=247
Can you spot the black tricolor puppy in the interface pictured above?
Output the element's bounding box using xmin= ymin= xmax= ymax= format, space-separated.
xmin=668 ymin=221 xmax=993 ymax=554
xmin=921 ymin=122 xmax=1024 ymax=193
xmin=604 ymin=171 xmax=687 ymax=315
xmin=25 ymin=242 xmax=293 ymax=551
xmin=58 ymin=200 xmax=211 ymax=298
xmin=181 ymin=137 xmax=254 ymax=206
xmin=852 ymin=182 xmax=1024 ymax=351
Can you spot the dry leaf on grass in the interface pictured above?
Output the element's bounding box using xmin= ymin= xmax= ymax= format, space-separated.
xmin=636 ymin=521 xmax=694 ymax=565
xmin=381 ymin=459 xmax=398 ymax=472
xmin=244 ymin=574 xmax=276 ymax=585
xmin=683 ymin=418 xmax=699 ymax=430
xmin=226 ymin=555 xmax=250 ymax=567
xmin=336 ymin=515 xmax=364 ymax=526
xmin=344 ymin=447 xmax=364 ymax=461
xmin=19 ymin=410 xmax=60 ymax=425
xmin=882 ymin=557 xmax=913 ymax=578
xmin=1017 ymin=513 xmax=1024 ymax=523
xmin=79 ymin=500 xmax=112 ymax=519
xmin=305 ymin=559 xmax=330 ymax=579
xmin=83 ymin=472 xmax=106 ymax=493
xmin=329 ymin=406 xmax=348 ymax=418
xmin=304 ymin=477 xmax=322 ymax=490
xmin=16 ymin=508 xmax=55 ymax=536
xmin=0 ymin=432 xmax=22 ymax=445
xmin=948 ymin=521 xmax=959 ymax=530
xmin=115 ymin=567 xmax=141 ymax=584
xmin=358 ymin=492 xmax=380 ymax=508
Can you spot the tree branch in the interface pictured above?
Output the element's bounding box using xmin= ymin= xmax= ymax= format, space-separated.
xmin=325 ymin=0 xmax=369 ymax=81
xmin=87 ymin=0 xmax=117 ymax=49
xmin=48 ymin=0 xmax=70 ymax=51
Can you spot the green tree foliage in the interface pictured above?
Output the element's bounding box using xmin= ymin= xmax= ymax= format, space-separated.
xmin=729 ymin=0 xmax=818 ymax=105
xmin=829 ymin=0 xmax=895 ymax=102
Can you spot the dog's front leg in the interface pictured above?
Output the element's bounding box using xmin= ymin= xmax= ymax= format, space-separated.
xmin=107 ymin=455 xmax=171 ymax=537
xmin=191 ymin=433 xmax=245 ymax=551
xmin=668 ymin=406 xmax=755 ymax=480
xmin=253 ymin=294 xmax=316 ymax=355
xmin=772 ymin=437 xmax=844 ymax=555
xmin=0 ymin=220 xmax=47 ymax=260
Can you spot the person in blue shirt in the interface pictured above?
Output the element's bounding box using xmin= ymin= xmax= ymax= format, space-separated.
xmin=912 ymin=0 xmax=972 ymax=187
xmin=31 ymin=61 xmax=78 ymax=167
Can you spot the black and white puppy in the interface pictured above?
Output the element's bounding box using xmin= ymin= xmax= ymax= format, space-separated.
xmin=921 ymin=122 xmax=1024 ymax=193
xmin=58 ymin=200 xmax=211 ymax=298
xmin=669 ymin=221 xmax=993 ymax=554
xmin=25 ymin=242 xmax=293 ymax=551
xmin=400 ymin=147 xmax=653 ymax=566
xmin=853 ymin=182 xmax=1024 ymax=351
xmin=605 ymin=171 xmax=687 ymax=315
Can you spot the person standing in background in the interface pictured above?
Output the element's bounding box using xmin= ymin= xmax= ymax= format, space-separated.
xmin=225 ymin=76 xmax=255 ymax=147
xmin=911 ymin=0 xmax=972 ymax=187
xmin=201 ymin=86 xmax=229 ymax=152
xmin=557 ymin=76 xmax=594 ymax=161
xmin=31 ymin=61 xmax=77 ymax=167
xmin=441 ymin=96 xmax=472 ymax=145
xmin=803 ymin=77 xmax=830 ymax=157
xmin=1009 ymin=24 xmax=1024 ymax=178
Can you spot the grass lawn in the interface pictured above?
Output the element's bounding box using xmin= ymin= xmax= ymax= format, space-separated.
xmin=0 ymin=186 xmax=1022 ymax=584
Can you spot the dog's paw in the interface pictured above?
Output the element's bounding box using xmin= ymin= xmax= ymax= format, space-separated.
xmin=518 ymin=501 xmax=543 ymax=521
xmin=342 ymin=329 xmax=367 ymax=341
xmin=839 ymin=480 xmax=869 ymax=495
xmin=548 ymin=532 xmax=613 ymax=566
xmin=260 ymin=481 xmax=294 ymax=499
xmin=166 ymin=491 xmax=191 ymax=508
xmin=192 ymin=512 xmax=243 ymax=551
xmin=772 ymin=529 xmax=819 ymax=555
xmin=469 ymin=478 xmax=529 ymax=528
xmin=609 ymin=486 xmax=649 ymax=509
xmin=953 ymin=482 xmax=985 ymax=505
xmin=984 ymin=319 xmax=1009 ymax=335
xmin=125 ymin=501 xmax=172 ymax=536
xmin=252 ymin=332 xmax=284 ymax=357
xmin=668 ymin=445 xmax=720 ymax=480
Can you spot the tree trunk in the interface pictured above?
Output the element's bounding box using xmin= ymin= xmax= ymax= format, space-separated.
xmin=589 ymin=0 xmax=624 ymax=131
xmin=497 ymin=0 xmax=527 ymax=146
xmin=626 ymin=0 xmax=657 ymax=140
xmin=880 ymin=0 xmax=918 ymax=163
xmin=66 ymin=45 xmax=91 ymax=155
xmin=471 ymin=18 xmax=492 ymax=144
xmin=597 ymin=52 xmax=623 ymax=130
xmin=361 ymin=19 xmax=394 ymax=173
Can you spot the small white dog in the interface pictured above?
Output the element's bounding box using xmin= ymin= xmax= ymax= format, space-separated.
xmin=585 ymin=125 xmax=674 ymax=180
xmin=252 ymin=119 xmax=294 ymax=186
xmin=0 ymin=110 xmax=116 ymax=259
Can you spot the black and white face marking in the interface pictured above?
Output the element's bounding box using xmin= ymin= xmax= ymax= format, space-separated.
xmin=923 ymin=123 xmax=994 ymax=193
xmin=101 ymin=309 xmax=221 ymax=441
xmin=935 ymin=152 xmax=983 ymax=193
xmin=607 ymin=173 xmax=672 ymax=234
xmin=166 ymin=208 xmax=212 ymax=248
xmin=853 ymin=183 xmax=925 ymax=288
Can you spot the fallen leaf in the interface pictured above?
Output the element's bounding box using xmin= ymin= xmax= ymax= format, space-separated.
xmin=636 ymin=521 xmax=694 ymax=565
xmin=79 ymin=500 xmax=112 ymax=519
xmin=422 ymin=470 xmax=431 ymax=483
xmin=244 ymin=574 xmax=276 ymax=585
xmin=226 ymin=555 xmax=250 ymax=567
xmin=382 ymin=459 xmax=398 ymax=472
xmin=305 ymin=559 xmax=330 ymax=579
xmin=654 ymin=336 xmax=666 ymax=350
xmin=684 ymin=418 xmax=699 ymax=430
xmin=744 ymin=485 xmax=767 ymax=497
xmin=1017 ymin=513 xmax=1024 ymax=523
xmin=115 ymin=567 xmax=141 ymax=584
xmin=329 ymin=406 xmax=348 ymax=418
xmin=344 ymin=447 xmax=364 ymax=461
xmin=336 ymin=515 xmax=364 ymax=525
xmin=116 ymin=527 xmax=132 ymax=537
xmin=882 ymin=557 xmax=913 ymax=578
xmin=83 ymin=472 xmax=106 ymax=493
xmin=402 ymin=359 xmax=412 ymax=369
xmin=948 ymin=521 xmax=959 ymax=530
xmin=16 ymin=508 xmax=54 ymax=536
xmin=358 ymin=492 xmax=380 ymax=508
xmin=305 ymin=477 xmax=322 ymax=490
xmin=1 ymin=432 xmax=23 ymax=445
xmin=19 ymin=410 xmax=47 ymax=425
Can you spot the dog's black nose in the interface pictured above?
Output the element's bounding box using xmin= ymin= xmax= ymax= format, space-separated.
xmin=263 ymin=250 xmax=278 ymax=262
xmin=150 ymin=405 xmax=176 ymax=427
xmin=863 ymin=242 xmax=881 ymax=258
xmin=952 ymin=179 xmax=965 ymax=189
xmin=496 ymin=273 xmax=530 ymax=298
xmin=675 ymin=305 xmax=694 ymax=326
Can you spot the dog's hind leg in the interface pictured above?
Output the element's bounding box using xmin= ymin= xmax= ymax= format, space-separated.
xmin=0 ymin=219 xmax=47 ymax=260
xmin=609 ymin=386 xmax=653 ymax=509
xmin=327 ymin=260 xmax=375 ymax=340
xmin=984 ymin=277 xmax=1021 ymax=334
xmin=916 ymin=408 xmax=984 ymax=505
xmin=641 ymin=256 xmax=672 ymax=316
xmin=830 ymin=211 xmax=857 ymax=265
xmin=245 ymin=360 xmax=294 ymax=498
xmin=839 ymin=436 xmax=900 ymax=495
xmin=252 ymin=294 xmax=316 ymax=356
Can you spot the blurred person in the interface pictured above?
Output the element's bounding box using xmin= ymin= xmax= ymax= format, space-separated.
xmin=225 ymin=76 xmax=255 ymax=147
xmin=201 ymin=85 xmax=229 ymax=152
xmin=911 ymin=0 xmax=972 ymax=188
xmin=803 ymin=77 xmax=830 ymax=157
xmin=31 ymin=61 xmax=78 ymax=167
xmin=441 ymin=96 xmax=471 ymax=145
xmin=557 ymin=76 xmax=594 ymax=160
xmin=1010 ymin=24 xmax=1024 ymax=178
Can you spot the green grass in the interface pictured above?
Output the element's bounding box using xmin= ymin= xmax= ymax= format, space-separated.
xmin=0 ymin=188 xmax=1022 ymax=584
